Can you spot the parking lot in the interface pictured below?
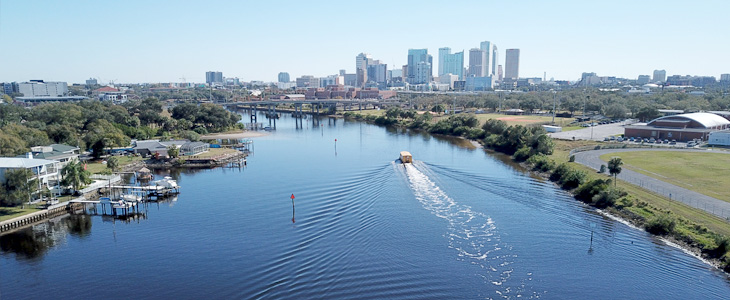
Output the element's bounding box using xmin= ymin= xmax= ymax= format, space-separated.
xmin=549 ymin=121 xmax=628 ymax=141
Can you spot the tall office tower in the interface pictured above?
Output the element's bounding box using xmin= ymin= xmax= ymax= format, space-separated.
xmin=356 ymin=53 xmax=372 ymax=87
xmin=438 ymin=47 xmax=464 ymax=79
xmin=480 ymin=41 xmax=492 ymax=76
xmin=438 ymin=47 xmax=450 ymax=76
xmin=504 ymin=49 xmax=520 ymax=79
xmin=491 ymin=45 xmax=499 ymax=76
xmin=468 ymin=48 xmax=486 ymax=77
xmin=407 ymin=49 xmax=432 ymax=84
xmin=206 ymin=71 xmax=223 ymax=84
xmin=367 ymin=61 xmax=388 ymax=85
xmin=278 ymin=72 xmax=290 ymax=83
xmin=653 ymin=70 xmax=666 ymax=82
xmin=498 ymin=65 xmax=503 ymax=81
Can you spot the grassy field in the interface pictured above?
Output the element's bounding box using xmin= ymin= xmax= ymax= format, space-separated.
xmin=599 ymin=151 xmax=730 ymax=203
xmin=473 ymin=113 xmax=574 ymax=127
xmin=185 ymin=147 xmax=238 ymax=159
xmin=551 ymin=140 xmax=730 ymax=237
xmin=86 ymin=155 xmax=145 ymax=174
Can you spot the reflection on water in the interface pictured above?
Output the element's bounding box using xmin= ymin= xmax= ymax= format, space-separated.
xmin=0 ymin=214 xmax=91 ymax=260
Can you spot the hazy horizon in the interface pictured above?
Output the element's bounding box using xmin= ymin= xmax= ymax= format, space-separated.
xmin=1 ymin=0 xmax=728 ymax=84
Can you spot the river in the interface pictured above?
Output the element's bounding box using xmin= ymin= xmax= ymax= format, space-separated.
xmin=2 ymin=112 xmax=729 ymax=299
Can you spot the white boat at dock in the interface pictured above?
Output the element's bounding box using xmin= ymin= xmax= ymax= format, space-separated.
xmin=153 ymin=176 xmax=179 ymax=189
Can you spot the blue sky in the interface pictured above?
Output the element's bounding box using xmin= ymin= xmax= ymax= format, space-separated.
xmin=1 ymin=0 xmax=728 ymax=84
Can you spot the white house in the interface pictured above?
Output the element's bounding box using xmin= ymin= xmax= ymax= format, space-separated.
xmin=0 ymin=156 xmax=61 ymax=199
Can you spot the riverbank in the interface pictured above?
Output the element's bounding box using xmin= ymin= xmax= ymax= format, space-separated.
xmin=341 ymin=110 xmax=730 ymax=273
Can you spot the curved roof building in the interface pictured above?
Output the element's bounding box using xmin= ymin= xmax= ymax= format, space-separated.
xmin=648 ymin=112 xmax=730 ymax=129
xmin=625 ymin=112 xmax=730 ymax=142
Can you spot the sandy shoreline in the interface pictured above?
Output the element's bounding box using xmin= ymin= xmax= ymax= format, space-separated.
xmin=201 ymin=131 xmax=269 ymax=139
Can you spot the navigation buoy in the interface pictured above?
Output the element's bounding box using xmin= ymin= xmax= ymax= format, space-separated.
xmin=290 ymin=194 xmax=295 ymax=200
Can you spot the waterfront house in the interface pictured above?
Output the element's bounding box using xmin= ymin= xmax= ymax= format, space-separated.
xmin=133 ymin=139 xmax=189 ymax=158
xmin=181 ymin=142 xmax=209 ymax=156
xmin=28 ymin=144 xmax=80 ymax=168
xmin=0 ymin=155 xmax=61 ymax=199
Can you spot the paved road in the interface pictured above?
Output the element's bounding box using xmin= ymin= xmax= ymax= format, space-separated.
xmin=573 ymin=148 xmax=730 ymax=220
xmin=549 ymin=122 xmax=627 ymax=141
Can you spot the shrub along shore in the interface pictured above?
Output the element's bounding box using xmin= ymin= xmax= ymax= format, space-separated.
xmin=343 ymin=108 xmax=730 ymax=272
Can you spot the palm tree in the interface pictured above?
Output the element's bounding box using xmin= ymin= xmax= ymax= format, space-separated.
xmin=608 ymin=157 xmax=623 ymax=187
xmin=61 ymin=161 xmax=92 ymax=193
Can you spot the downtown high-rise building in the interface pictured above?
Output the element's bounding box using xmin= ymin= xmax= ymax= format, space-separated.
xmin=438 ymin=47 xmax=464 ymax=80
xmin=206 ymin=71 xmax=223 ymax=84
xmin=504 ymin=49 xmax=520 ymax=80
xmin=468 ymin=48 xmax=486 ymax=77
xmin=356 ymin=53 xmax=372 ymax=87
xmin=653 ymin=70 xmax=666 ymax=82
xmin=407 ymin=49 xmax=432 ymax=84
xmin=491 ymin=45 xmax=499 ymax=77
xmin=480 ymin=41 xmax=493 ymax=77
xmin=278 ymin=72 xmax=290 ymax=82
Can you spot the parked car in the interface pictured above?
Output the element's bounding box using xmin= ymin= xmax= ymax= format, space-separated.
xmin=617 ymin=137 xmax=624 ymax=142
xmin=670 ymin=139 xmax=677 ymax=145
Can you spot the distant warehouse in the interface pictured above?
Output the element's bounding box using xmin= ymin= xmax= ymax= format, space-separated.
xmin=624 ymin=112 xmax=730 ymax=142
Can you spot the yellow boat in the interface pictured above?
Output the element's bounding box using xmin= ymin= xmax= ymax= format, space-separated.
xmin=399 ymin=151 xmax=412 ymax=164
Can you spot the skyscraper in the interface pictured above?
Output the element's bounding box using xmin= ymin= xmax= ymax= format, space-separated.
xmin=491 ymin=45 xmax=499 ymax=77
xmin=356 ymin=53 xmax=372 ymax=87
xmin=206 ymin=71 xmax=223 ymax=84
xmin=653 ymin=70 xmax=666 ymax=82
xmin=480 ymin=41 xmax=492 ymax=77
xmin=407 ymin=49 xmax=432 ymax=84
xmin=468 ymin=48 xmax=485 ymax=77
xmin=278 ymin=72 xmax=290 ymax=82
xmin=504 ymin=49 xmax=520 ymax=79
xmin=438 ymin=47 xmax=464 ymax=79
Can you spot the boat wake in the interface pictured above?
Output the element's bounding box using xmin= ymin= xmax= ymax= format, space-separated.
xmin=399 ymin=161 xmax=539 ymax=299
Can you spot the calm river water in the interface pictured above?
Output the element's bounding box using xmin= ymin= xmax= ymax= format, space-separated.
xmin=2 ymin=112 xmax=730 ymax=299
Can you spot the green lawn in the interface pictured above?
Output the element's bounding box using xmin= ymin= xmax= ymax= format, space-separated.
xmin=551 ymin=140 xmax=730 ymax=237
xmin=600 ymin=151 xmax=730 ymax=202
xmin=0 ymin=206 xmax=40 ymax=222
xmin=184 ymin=147 xmax=238 ymax=159
xmin=86 ymin=155 xmax=145 ymax=174
xmin=473 ymin=113 xmax=574 ymax=127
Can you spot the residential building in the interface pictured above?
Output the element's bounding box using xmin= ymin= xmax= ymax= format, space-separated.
xmin=653 ymin=70 xmax=666 ymax=83
xmin=0 ymin=156 xmax=60 ymax=198
xmin=504 ymin=49 xmax=520 ymax=79
xmin=407 ymin=49 xmax=432 ymax=84
xmin=278 ymin=72 xmax=290 ymax=83
xmin=206 ymin=71 xmax=223 ymax=85
xmin=29 ymin=144 xmax=80 ymax=168
xmin=721 ymin=74 xmax=730 ymax=82
xmin=19 ymin=80 xmax=68 ymax=97
xmin=438 ymin=47 xmax=464 ymax=80
xmin=468 ymin=48 xmax=485 ymax=77
xmin=85 ymin=78 xmax=98 ymax=86
xmin=439 ymin=73 xmax=459 ymax=90
xmin=2 ymin=82 xmax=18 ymax=95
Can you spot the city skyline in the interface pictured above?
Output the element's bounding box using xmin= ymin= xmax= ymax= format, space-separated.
xmin=1 ymin=0 xmax=728 ymax=84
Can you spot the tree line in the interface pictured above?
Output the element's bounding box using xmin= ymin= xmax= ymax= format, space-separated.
xmin=0 ymin=98 xmax=242 ymax=158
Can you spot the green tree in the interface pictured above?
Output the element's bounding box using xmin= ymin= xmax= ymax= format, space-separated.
xmin=106 ymin=156 xmax=119 ymax=172
xmin=2 ymin=94 xmax=12 ymax=104
xmin=431 ymin=104 xmax=445 ymax=114
xmin=61 ymin=161 xmax=92 ymax=193
xmin=168 ymin=146 xmax=179 ymax=158
xmin=608 ymin=157 xmax=623 ymax=187
xmin=636 ymin=106 xmax=660 ymax=122
xmin=0 ymin=168 xmax=37 ymax=206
